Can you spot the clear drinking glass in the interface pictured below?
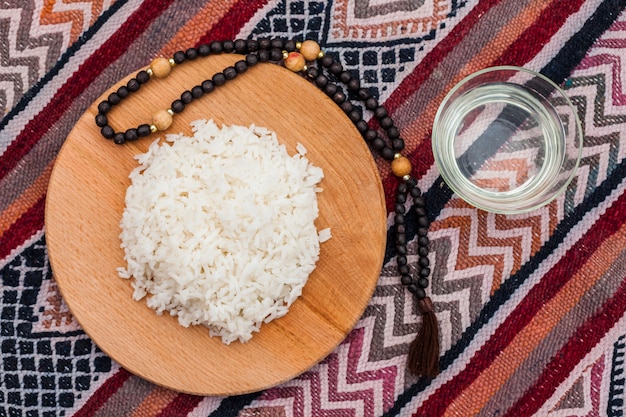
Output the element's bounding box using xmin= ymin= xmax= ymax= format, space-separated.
xmin=432 ymin=66 xmax=583 ymax=214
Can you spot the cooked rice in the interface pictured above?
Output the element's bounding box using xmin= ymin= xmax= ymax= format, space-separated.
xmin=118 ymin=119 xmax=327 ymax=344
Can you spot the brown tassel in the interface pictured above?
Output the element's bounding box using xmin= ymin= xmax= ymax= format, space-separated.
xmin=407 ymin=296 xmax=440 ymax=377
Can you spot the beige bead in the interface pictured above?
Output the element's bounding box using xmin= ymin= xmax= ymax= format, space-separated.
xmin=150 ymin=57 xmax=172 ymax=78
xmin=284 ymin=52 xmax=306 ymax=72
xmin=299 ymin=40 xmax=321 ymax=61
xmin=391 ymin=156 xmax=412 ymax=178
xmin=152 ymin=109 xmax=173 ymax=131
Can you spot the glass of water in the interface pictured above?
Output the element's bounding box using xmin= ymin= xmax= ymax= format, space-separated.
xmin=432 ymin=66 xmax=583 ymax=214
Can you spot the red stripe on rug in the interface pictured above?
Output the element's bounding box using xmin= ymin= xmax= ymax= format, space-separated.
xmin=156 ymin=393 xmax=204 ymax=417
xmin=195 ymin=0 xmax=269 ymax=45
xmin=492 ymin=0 xmax=586 ymax=66
xmin=412 ymin=189 xmax=626 ymax=416
xmin=0 ymin=1 xmax=174 ymax=182
xmin=73 ymin=369 xmax=132 ymax=417
xmin=0 ymin=194 xmax=44 ymax=261
xmin=504 ymin=278 xmax=626 ymax=416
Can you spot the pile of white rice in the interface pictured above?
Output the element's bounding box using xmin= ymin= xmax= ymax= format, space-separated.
xmin=117 ymin=119 xmax=330 ymax=344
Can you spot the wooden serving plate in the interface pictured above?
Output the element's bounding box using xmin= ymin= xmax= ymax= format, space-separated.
xmin=45 ymin=54 xmax=387 ymax=396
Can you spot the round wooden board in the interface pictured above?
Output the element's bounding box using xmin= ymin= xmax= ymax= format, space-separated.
xmin=45 ymin=54 xmax=386 ymax=396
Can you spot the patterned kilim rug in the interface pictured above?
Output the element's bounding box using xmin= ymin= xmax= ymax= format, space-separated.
xmin=2 ymin=1 xmax=626 ymax=416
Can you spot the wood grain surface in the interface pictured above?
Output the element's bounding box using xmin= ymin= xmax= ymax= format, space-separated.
xmin=45 ymin=54 xmax=387 ymax=396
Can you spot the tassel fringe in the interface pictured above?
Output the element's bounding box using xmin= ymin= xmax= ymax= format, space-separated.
xmin=407 ymin=296 xmax=440 ymax=377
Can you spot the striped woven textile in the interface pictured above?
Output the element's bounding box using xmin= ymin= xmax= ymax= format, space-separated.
xmin=2 ymin=0 xmax=626 ymax=416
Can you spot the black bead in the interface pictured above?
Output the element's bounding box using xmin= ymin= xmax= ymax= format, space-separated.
xmin=136 ymin=70 xmax=150 ymax=84
xmin=417 ymin=227 xmax=428 ymax=237
xmin=411 ymin=185 xmax=424 ymax=198
xmin=198 ymin=44 xmax=211 ymax=56
xmin=258 ymin=49 xmax=270 ymax=62
xmin=97 ymin=101 xmax=111 ymax=114
xmin=357 ymin=88 xmax=371 ymax=101
xmin=417 ymin=215 xmax=430 ymax=228
xmin=173 ymin=51 xmax=186 ymax=64
xmin=307 ymin=66 xmax=319 ymax=79
xmin=415 ymin=207 xmax=427 ymax=217
xmin=270 ymin=38 xmax=284 ymax=50
xmin=246 ymin=53 xmax=259 ymax=66
xmin=400 ymin=275 xmax=412 ymax=286
xmin=387 ymin=126 xmax=400 ymax=138
xmin=396 ymin=233 xmax=407 ymax=246
xmin=396 ymin=193 xmax=406 ymax=204
xmin=191 ymin=86 xmax=204 ymax=99
xmin=397 ymin=182 xmax=408 ymax=194
xmin=138 ymin=124 xmax=151 ymax=137
xmin=408 ymin=284 xmax=421 ymax=296
xmin=185 ymin=48 xmax=198 ymax=60
xmin=364 ymin=129 xmax=377 ymax=142
xmin=234 ymin=60 xmax=248 ymax=74
xmin=329 ymin=62 xmax=343 ymax=75
xmin=339 ymin=101 xmax=352 ymax=113
xmin=405 ymin=176 xmax=417 ymax=189
xmin=124 ymin=128 xmax=138 ymax=142
xmin=414 ymin=287 xmax=427 ymax=299
xmin=355 ymin=120 xmax=368 ymax=133
xmin=372 ymin=137 xmax=385 ymax=150
xmin=223 ymin=66 xmax=237 ymax=80
xmin=210 ymin=41 xmax=223 ymax=53
xmin=339 ymin=71 xmax=352 ymax=84
xmin=347 ymin=78 xmax=360 ymax=91
xmin=258 ymin=38 xmax=271 ymax=50
xmin=333 ymin=92 xmax=347 ymax=105
xmin=320 ymin=54 xmax=333 ymax=67
xmin=419 ymin=268 xmax=430 ymax=279
xmin=95 ymin=114 xmax=108 ymax=127
xmin=397 ymin=255 xmax=407 ymax=266
xmin=399 ymin=265 xmax=410 ymax=275
xmin=374 ymin=106 xmax=388 ymax=119
xmin=234 ymin=39 xmax=247 ymax=53
xmin=418 ymin=236 xmax=429 ymax=248
xmin=348 ymin=109 xmax=361 ymax=123
xmin=127 ymin=79 xmax=140 ymax=92
xmin=394 ymin=213 xmax=405 ymax=224
xmin=113 ymin=132 xmax=126 ymax=144
xmin=397 ymin=245 xmax=407 ymax=255
xmin=381 ymin=146 xmax=395 ymax=160
xmin=223 ymin=40 xmax=235 ymax=53
xmin=365 ymin=97 xmax=378 ymax=110
xmin=395 ymin=204 xmax=405 ymax=214
xmin=418 ymin=256 xmax=430 ymax=268
xmin=117 ymin=86 xmax=129 ymax=98
xmin=212 ymin=72 xmax=226 ymax=86
xmin=284 ymin=39 xmax=296 ymax=52
xmin=418 ymin=246 xmax=429 ymax=257
xmin=380 ymin=117 xmax=393 ymax=129
xmin=101 ymin=125 xmax=114 ymax=139
xmin=269 ymin=48 xmax=282 ymax=61
xmin=315 ymin=75 xmax=328 ymax=88
xmin=181 ymin=91 xmax=193 ymax=104
xmin=391 ymin=138 xmax=405 ymax=152
xmin=323 ymin=83 xmax=338 ymax=96
xmin=171 ymin=100 xmax=184 ymax=113
xmin=417 ymin=278 xmax=428 ymax=288
xmin=246 ymin=39 xmax=259 ymax=52
xmin=107 ymin=92 xmax=121 ymax=105
xmin=202 ymin=80 xmax=215 ymax=93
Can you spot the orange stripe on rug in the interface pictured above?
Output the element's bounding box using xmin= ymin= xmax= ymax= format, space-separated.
xmin=440 ymin=219 xmax=626 ymax=416
xmin=129 ymin=386 xmax=179 ymax=417
xmin=157 ymin=0 xmax=241 ymax=57
xmin=40 ymin=0 xmax=109 ymax=46
xmin=0 ymin=161 xmax=53 ymax=236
